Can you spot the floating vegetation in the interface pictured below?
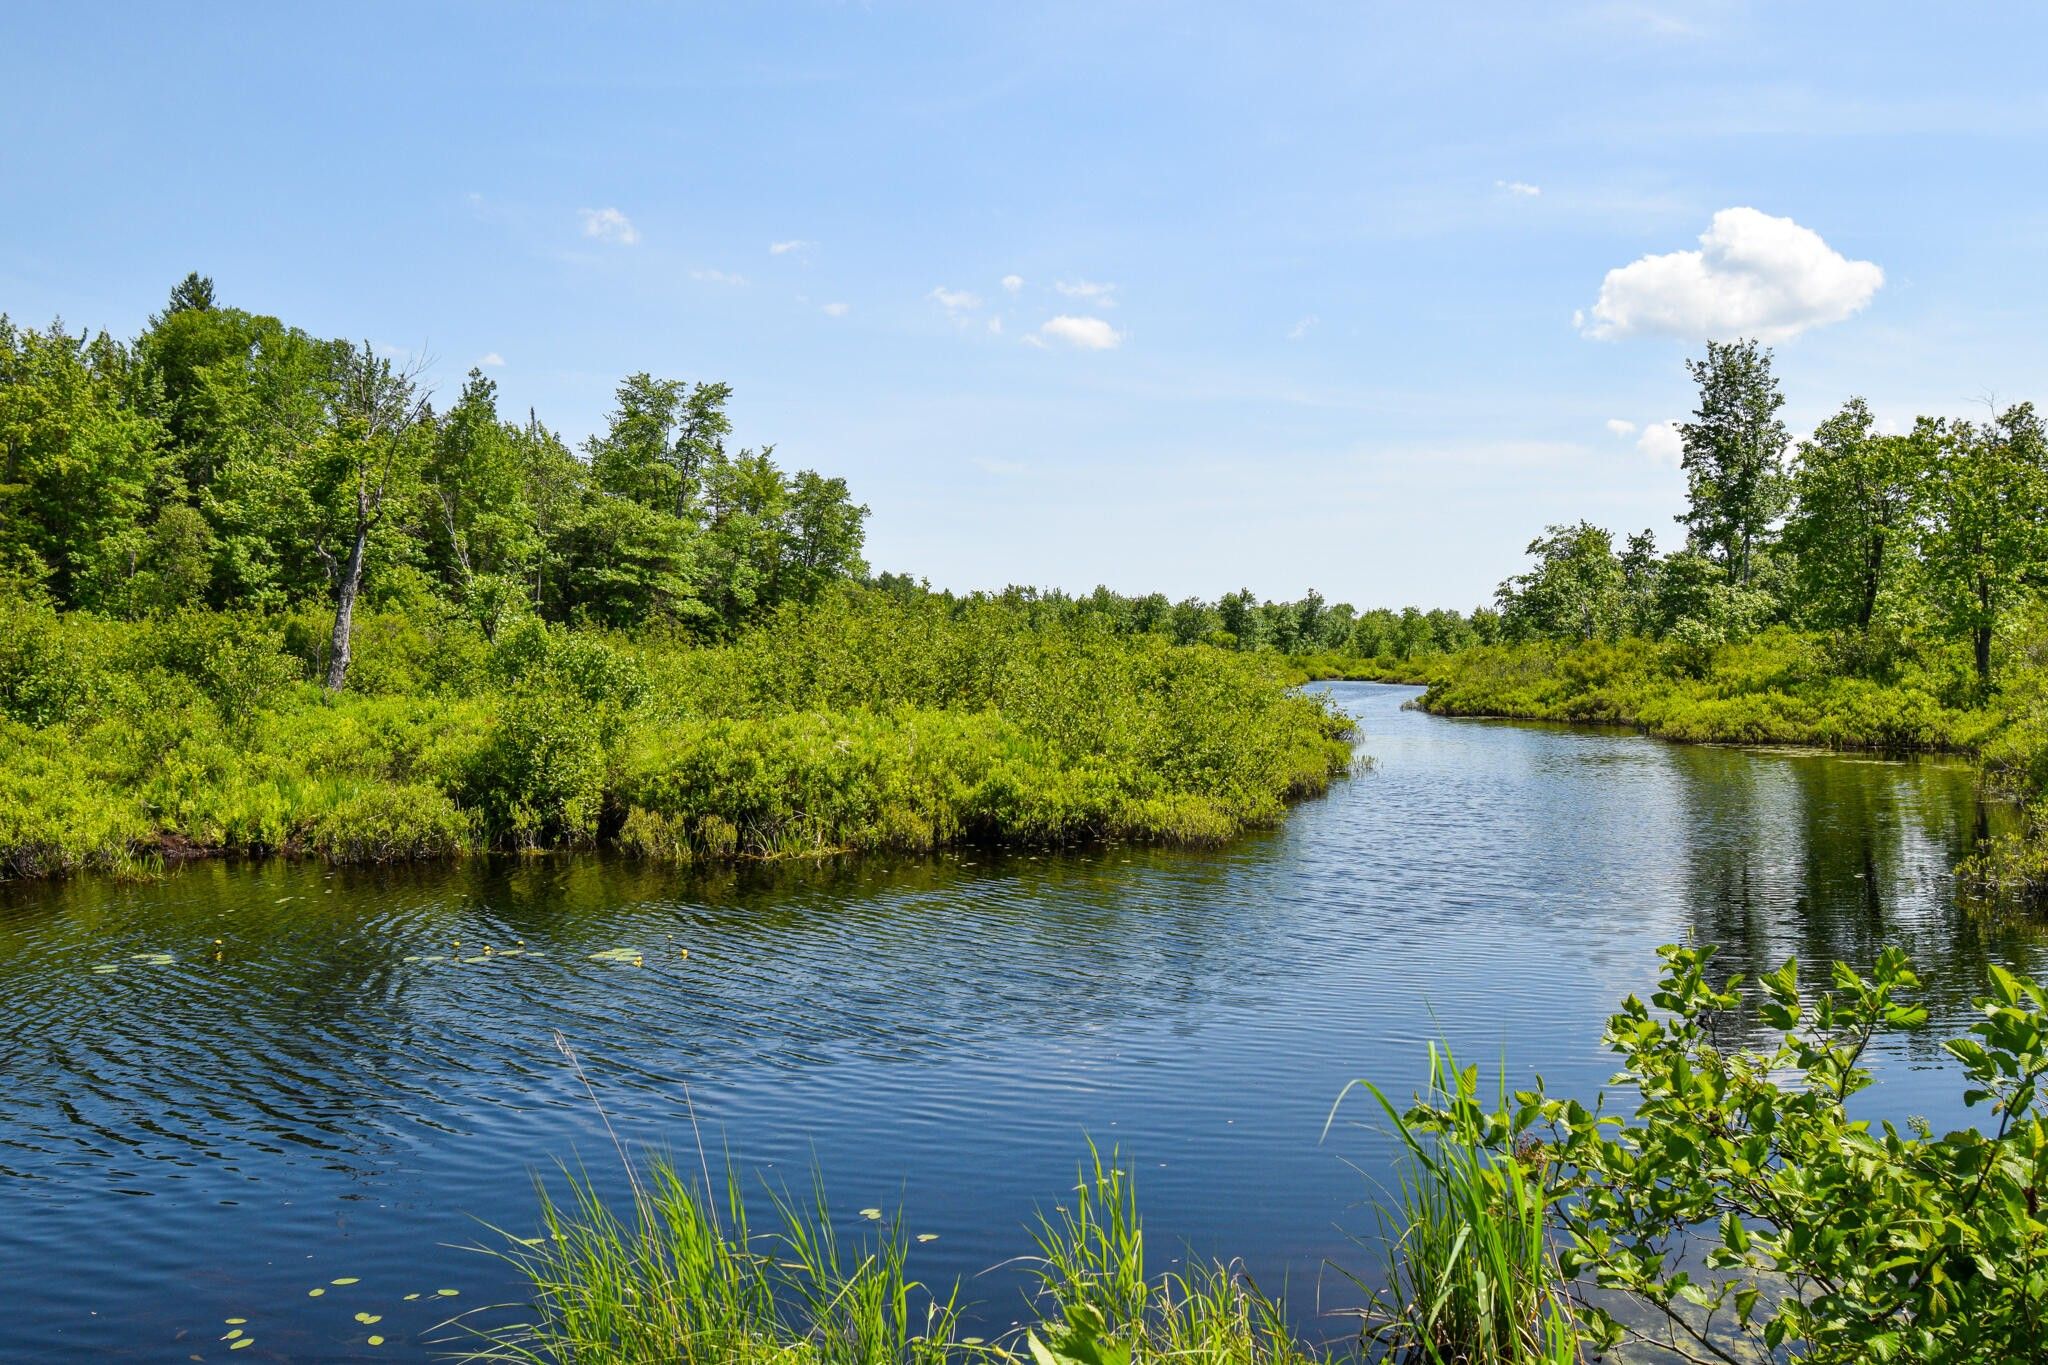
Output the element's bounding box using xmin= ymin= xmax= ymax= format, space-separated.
xmin=307 ymin=1287 xmax=325 ymax=1297
xmin=230 ymin=1340 xmax=253 ymax=1351
xmin=586 ymin=948 xmax=641 ymax=964
xmin=858 ymin=1207 xmax=883 ymax=1220
xmin=130 ymin=952 xmax=175 ymax=965
xmin=367 ymin=1335 xmax=385 ymax=1346
xmin=91 ymin=964 xmax=119 ymax=974
xmin=916 ymin=1233 xmax=939 ymax=1243
xmin=353 ymin=1311 xmax=382 ymax=1324
xmin=331 ymin=1276 xmax=358 ymax=1285
xmin=437 ymin=1288 xmax=459 ymax=1297
xmin=221 ymin=1328 xmax=242 ymax=1340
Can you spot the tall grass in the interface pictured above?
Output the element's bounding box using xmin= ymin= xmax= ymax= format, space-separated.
xmin=468 ymin=1160 xmax=970 ymax=1364
xmin=1334 ymin=1048 xmax=1581 ymax=1365
xmin=470 ymin=1142 xmax=1340 ymax=1365
xmin=1024 ymin=1146 xmax=1322 ymax=1364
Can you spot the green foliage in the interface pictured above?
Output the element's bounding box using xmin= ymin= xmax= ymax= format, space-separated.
xmin=1496 ymin=523 xmax=1625 ymax=644
xmin=1371 ymin=945 xmax=2048 ymax=1363
xmin=1335 ymin=1050 xmax=1579 ymax=1363
xmin=472 ymin=1160 xmax=971 ymax=1364
xmin=0 ymin=588 xmax=1353 ymax=881
xmin=1677 ymin=338 xmax=1791 ymax=588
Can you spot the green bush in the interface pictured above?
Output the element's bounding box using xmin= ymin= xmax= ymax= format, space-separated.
xmin=1370 ymin=944 xmax=2048 ymax=1362
xmin=0 ymin=587 xmax=1353 ymax=880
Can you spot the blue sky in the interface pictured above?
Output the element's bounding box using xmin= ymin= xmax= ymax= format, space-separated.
xmin=5 ymin=3 xmax=2047 ymax=609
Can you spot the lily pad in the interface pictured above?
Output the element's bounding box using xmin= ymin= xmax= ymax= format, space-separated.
xmin=307 ymin=1287 xmax=325 ymax=1297
xmin=436 ymin=1288 xmax=459 ymax=1297
xmin=916 ymin=1233 xmax=939 ymax=1243
xmin=587 ymin=948 xmax=640 ymax=963
xmin=130 ymin=953 xmax=175 ymax=965
xmin=231 ymin=1340 xmax=254 ymax=1351
xmin=368 ymin=1337 xmax=385 ymax=1347
xmin=354 ymin=1311 xmax=382 ymax=1324
xmin=331 ymin=1277 xmax=359 ymax=1285
xmin=221 ymin=1329 xmax=243 ymax=1341
xmin=91 ymin=964 xmax=120 ymax=974
xmin=859 ymin=1208 xmax=883 ymax=1220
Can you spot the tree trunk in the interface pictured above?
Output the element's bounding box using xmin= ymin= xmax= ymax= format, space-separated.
xmin=325 ymin=525 xmax=368 ymax=692
xmin=1856 ymin=535 xmax=1884 ymax=631
xmin=1974 ymin=577 xmax=1993 ymax=686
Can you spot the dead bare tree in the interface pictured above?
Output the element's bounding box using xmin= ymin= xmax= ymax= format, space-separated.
xmin=321 ymin=341 xmax=432 ymax=692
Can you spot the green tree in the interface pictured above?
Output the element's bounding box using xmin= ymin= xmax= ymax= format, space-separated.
xmin=1216 ymin=588 xmax=1260 ymax=650
xmin=315 ymin=343 xmax=432 ymax=690
xmin=425 ymin=370 xmax=542 ymax=637
xmin=1497 ymin=521 xmax=1624 ymax=641
xmin=587 ymin=374 xmax=732 ymax=520
xmin=1677 ymin=339 xmax=1791 ymax=587
xmin=778 ymin=468 xmax=868 ymax=607
xmin=0 ymin=318 xmax=166 ymax=608
xmin=1916 ymin=404 xmax=2048 ymax=687
xmin=1784 ymin=397 xmax=1921 ymax=632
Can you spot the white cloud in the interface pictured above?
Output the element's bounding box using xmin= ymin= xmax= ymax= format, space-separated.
xmin=820 ymin=301 xmax=849 ymax=317
xmin=579 ymin=207 xmax=639 ymax=245
xmin=1578 ymin=207 xmax=1883 ymax=342
xmin=1637 ymin=422 xmax=1684 ymax=464
xmin=987 ymin=316 xmax=1003 ymax=335
xmin=479 ymin=352 xmax=506 ymax=368
xmin=1497 ymin=180 xmax=1542 ymax=197
xmin=930 ymin=286 xmax=982 ymax=312
xmin=1055 ymin=279 xmax=1117 ymax=305
xmin=1001 ymin=274 xmax=1024 ymax=294
xmin=691 ymin=268 xmax=747 ymax=285
xmin=769 ymin=239 xmax=816 ymax=256
xmin=1037 ymin=315 xmax=1124 ymax=350
xmin=1286 ymin=315 xmax=1318 ymax=341
xmin=1604 ymin=418 xmax=1637 ymax=437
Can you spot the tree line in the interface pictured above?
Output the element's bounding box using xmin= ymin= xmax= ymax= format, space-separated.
xmin=1494 ymin=338 xmax=2048 ymax=686
xmin=0 ymin=274 xmax=870 ymax=688
xmin=870 ymin=578 xmax=1492 ymax=660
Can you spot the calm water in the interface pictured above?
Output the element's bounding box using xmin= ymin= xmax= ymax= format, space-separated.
xmin=3 ymin=683 xmax=2042 ymax=1360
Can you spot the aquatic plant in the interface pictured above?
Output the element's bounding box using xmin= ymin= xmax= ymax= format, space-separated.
xmin=1331 ymin=1049 xmax=1580 ymax=1364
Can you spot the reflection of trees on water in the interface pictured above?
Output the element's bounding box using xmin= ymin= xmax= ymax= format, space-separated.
xmin=1668 ymin=747 xmax=2044 ymax=1041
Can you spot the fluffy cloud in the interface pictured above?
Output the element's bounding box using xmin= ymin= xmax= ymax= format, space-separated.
xmin=769 ymin=239 xmax=816 ymax=255
xmin=1001 ymin=274 xmax=1024 ymax=294
xmin=1578 ymin=207 xmax=1882 ymax=342
xmin=1604 ymin=418 xmax=1637 ymax=437
xmin=479 ymin=352 xmax=506 ymax=368
xmin=1055 ymin=279 xmax=1116 ymax=305
xmin=820 ymin=301 xmax=849 ymax=317
xmin=1497 ymin=180 xmax=1542 ymax=197
xmin=579 ymin=207 xmax=638 ymax=245
xmin=1286 ymin=315 xmax=1318 ymax=341
xmin=1037 ymin=315 xmax=1124 ymax=350
xmin=1637 ymin=422 xmax=1684 ymax=464
xmin=929 ymin=286 xmax=981 ymax=313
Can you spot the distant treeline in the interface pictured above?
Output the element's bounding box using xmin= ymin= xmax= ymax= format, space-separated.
xmin=1487 ymin=338 xmax=2048 ymax=686
xmin=868 ymin=577 xmax=1493 ymax=661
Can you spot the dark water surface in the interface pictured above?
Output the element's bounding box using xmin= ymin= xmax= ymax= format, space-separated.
xmin=4 ymin=683 xmax=2043 ymax=1360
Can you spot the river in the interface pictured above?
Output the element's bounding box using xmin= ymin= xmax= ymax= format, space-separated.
xmin=2 ymin=682 xmax=2040 ymax=1359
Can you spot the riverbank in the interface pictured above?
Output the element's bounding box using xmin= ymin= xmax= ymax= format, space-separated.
xmin=0 ymin=589 xmax=1355 ymax=882
xmin=1415 ymin=628 xmax=2048 ymax=901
